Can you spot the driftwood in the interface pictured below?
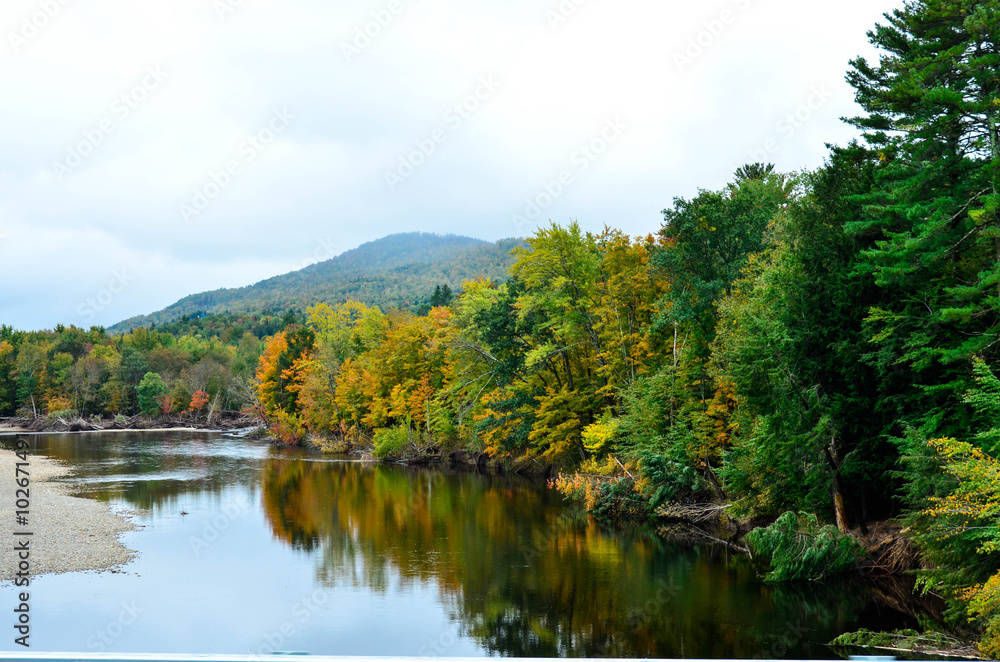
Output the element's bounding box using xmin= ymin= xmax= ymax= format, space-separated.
xmin=10 ymin=412 xmax=260 ymax=433
xmin=654 ymin=501 xmax=732 ymax=524
xmin=860 ymin=643 xmax=980 ymax=660
xmin=832 ymin=630 xmax=982 ymax=660
xmin=857 ymin=521 xmax=921 ymax=576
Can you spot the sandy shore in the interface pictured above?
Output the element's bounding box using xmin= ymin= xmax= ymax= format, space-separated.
xmin=0 ymin=449 xmax=138 ymax=580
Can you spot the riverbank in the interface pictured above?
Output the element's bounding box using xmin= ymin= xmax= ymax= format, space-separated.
xmin=831 ymin=628 xmax=983 ymax=660
xmin=310 ymin=433 xmax=560 ymax=479
xmin=0 ymin=413 xmax=258 ymax=436
xmin=329 ymin=435 xmax=990 ymax=656
xmin=0 ymin=449 xmax=139 ymax=580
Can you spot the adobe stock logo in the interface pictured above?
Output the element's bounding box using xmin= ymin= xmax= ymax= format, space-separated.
xmin=179 ymin=107 xmax=294 ymax=223
xmin=52 ymin=65 xmax=168 ymax=182
xmin=748 ymin=85 xmax=833 ymax=162
xmin=384 ymin=75 xmax=501 ymax=191
xmin=511 ymin=117 xmax=627 ymax=234
xmin=213 ymin=0 xmax=247 ymax=21
xmin=672 ymin=0 xmax=753 ymax=73
xmin=77 ymin=269 xmax=136 ymax=323
xmin=546 ymin=0 xmax=590 ymax=31
xmin=87 ymin=601 xmax=145 ymax=652
xmin=7 ymin=0 xmax=71 ymax=53
xmin=341 ymin=0 xmax=409 ymax=62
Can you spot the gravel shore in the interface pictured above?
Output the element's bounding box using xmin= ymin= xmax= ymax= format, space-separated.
xmin=0 ymin=449 xmax=138 ymax=580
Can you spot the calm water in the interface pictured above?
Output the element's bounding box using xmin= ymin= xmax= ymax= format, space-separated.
xmin=1 ymin=432 xmax=916 ymax=657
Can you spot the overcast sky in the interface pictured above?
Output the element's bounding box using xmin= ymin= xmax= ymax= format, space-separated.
xmin=0 ymin=0 xmax=902 ymax=331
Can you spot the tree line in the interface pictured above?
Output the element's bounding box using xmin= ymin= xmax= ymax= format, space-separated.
xmin=0 ymin=324 xmax=265 ymax=421
xmin=252 ymin=1 xmax=1000 ymax=653
xmin=1 ymin=0 xmax=997 ymax=654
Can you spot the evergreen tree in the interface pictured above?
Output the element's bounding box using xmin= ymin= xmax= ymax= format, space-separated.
xmin=717 ymin=147 xmax=894 ymax=527
xmin=846 ymin=0 xmax=1000 ymax=439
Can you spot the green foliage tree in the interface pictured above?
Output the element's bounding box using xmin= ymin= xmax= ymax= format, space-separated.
xmin=14 ymin=340 xmax=47 ymax=417
xmin=845 ymin=0 xmax=1000 ymax=442
xmin=641 ymin=170 xmax=797 ymax=485
xmin=0 ymin=330 xmax=18 ymax=416
xmin=715 ymin=148 xmax=898 ymax=527
xmin=902 ymin=358 xmax=1000 ymax=655
xmin=137 ymin=372 xmax=167 ymax=416
xmin=429 ymin=284 xmax=454 ymax=308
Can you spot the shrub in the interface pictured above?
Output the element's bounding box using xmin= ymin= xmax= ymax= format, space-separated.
xmin=45 ymin=409 xmax=74 ymax=424
xmin=372 ymin=425 xmax=410 ymax=459
xmin=589 ymin=477 xmax=647 ymax=521
xmin=636 ymin=450 xmax=704 ymax=508
xmin=582 ymin=415 xmax=620 ymax=454
xmin=745 ymin=511 xmax=863 ymax=582
xmin=269 ymin=410 xmax=307 ymax=445
xmin=980 ymin=618 xmax=999 ymax=660
xmin=966 ymin=573 xmax=1000 ymax=659
xmin=551 ymin=463 xmax=647 ymax=522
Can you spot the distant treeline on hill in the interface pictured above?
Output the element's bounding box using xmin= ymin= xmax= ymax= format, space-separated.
xmin=110 ymin=233 xmax=522 ymax=333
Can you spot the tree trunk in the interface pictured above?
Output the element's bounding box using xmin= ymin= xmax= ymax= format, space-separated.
xmin=825 ymin=441 xmax=850 ymax=533
xmin=834 ymin=491 xmax=849 ymax=534
xmin=206 ymin=393 xmax=220 ymax=425
xmin=562 ymin=351 xmax=575 ymax=392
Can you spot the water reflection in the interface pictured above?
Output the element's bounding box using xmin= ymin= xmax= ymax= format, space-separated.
xmin=3 ymin=432 xmax=918 ymax=658
xmin=259 ymin=457 xmax=901 ymax=658
xmin=27 ymin=431 xmax=265 ymax=510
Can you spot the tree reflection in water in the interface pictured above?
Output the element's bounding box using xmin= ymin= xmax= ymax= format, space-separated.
xmin=260 ymin=457 xmax=894 ymax=658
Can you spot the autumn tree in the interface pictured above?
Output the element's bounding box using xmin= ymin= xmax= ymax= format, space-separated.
xmin=189 ymin=389 xmax=210 ymax=414
xmin=255 ymin=326 xmax=315 ymax=443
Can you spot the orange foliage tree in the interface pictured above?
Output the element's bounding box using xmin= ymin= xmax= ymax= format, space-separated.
xmin=189 ymin=389 xmax=210 ymax=414
xmin=255 ymin=326 xmax=315 ymax=444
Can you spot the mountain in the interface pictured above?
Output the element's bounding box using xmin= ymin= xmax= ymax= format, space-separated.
xmin=110 ymin=233 xmax=522 ymax=333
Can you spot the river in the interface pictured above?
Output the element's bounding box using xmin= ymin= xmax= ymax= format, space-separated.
xmin=1 ymin=431 xmax=919 ymax=657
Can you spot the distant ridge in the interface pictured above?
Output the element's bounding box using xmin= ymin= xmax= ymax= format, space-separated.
xmin=110 ymin=232 xmax=522 ymax=333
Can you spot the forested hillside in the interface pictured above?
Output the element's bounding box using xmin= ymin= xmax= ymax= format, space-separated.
xmin=247 ymin=2 xmax=1000 ymax=654
xmin=3 ymin=0 xmax=999 ymax=656
xmin=110 ymin=233 xmax=521 ymax=332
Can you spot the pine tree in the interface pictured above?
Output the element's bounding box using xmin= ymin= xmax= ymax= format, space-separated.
xmin=846 ymin=0 xmax=1000 ymax=438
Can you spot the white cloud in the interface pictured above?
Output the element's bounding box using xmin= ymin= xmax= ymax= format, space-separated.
xmin=0 ymin=0 xmax=903 ymax=329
